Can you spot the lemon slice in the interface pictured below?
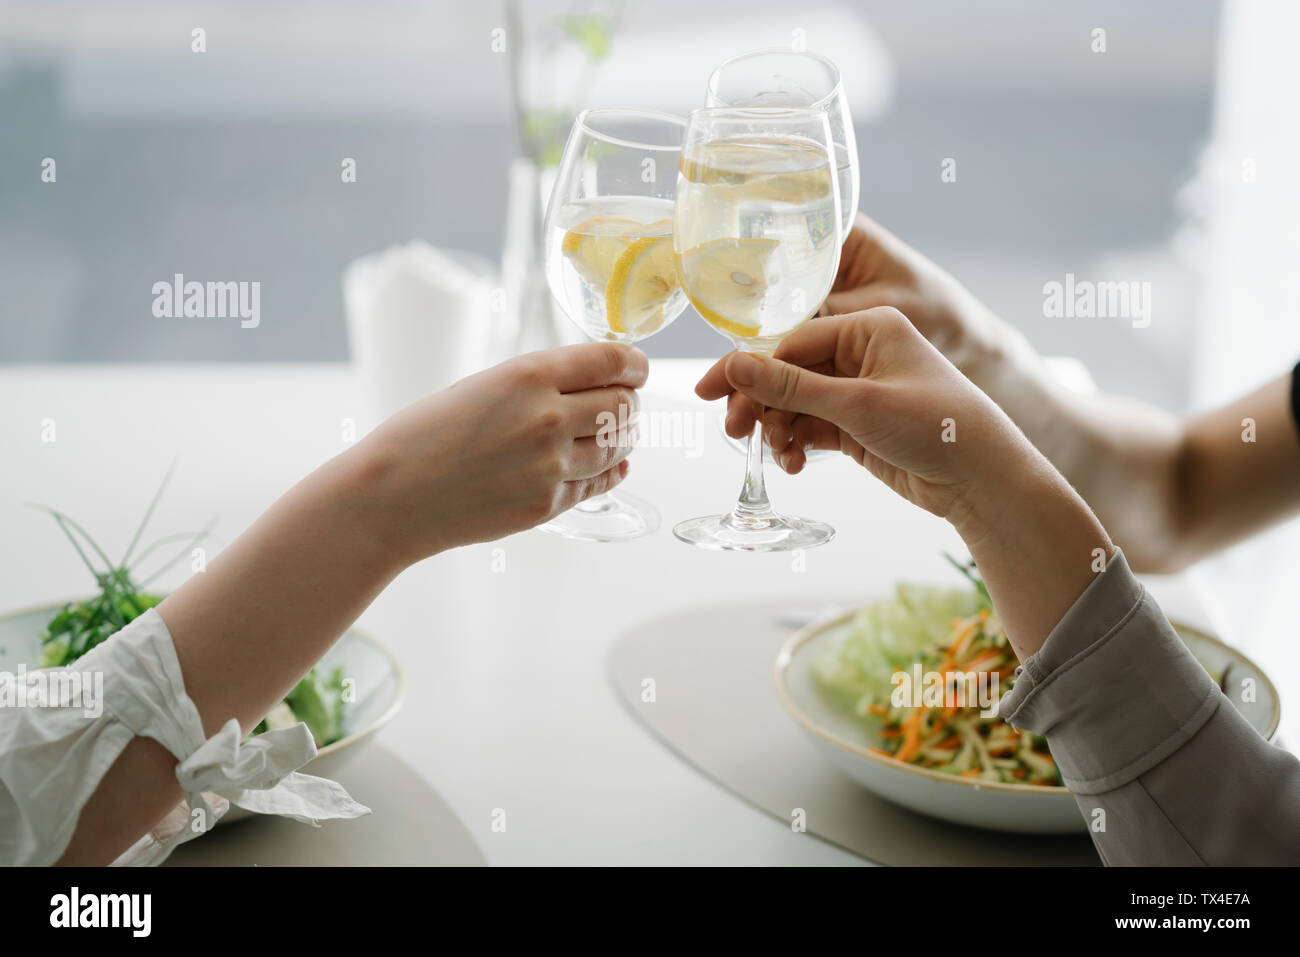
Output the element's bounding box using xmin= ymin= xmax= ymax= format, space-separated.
xmin=561 ymin=216 xmax=640 ymax=289
xmin=606 ymin=235 xmax=678 ymax=336
xmin=677 ymin=237 xmax=780 ymax=338
xmin=681 ymin=140 xmax=832 ymax=205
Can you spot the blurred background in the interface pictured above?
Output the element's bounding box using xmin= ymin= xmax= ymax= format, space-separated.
xmin=3 ymin=0 xmax=1299 ymax=723
xmin=1 ymin=0 xmax=1222 ymax=409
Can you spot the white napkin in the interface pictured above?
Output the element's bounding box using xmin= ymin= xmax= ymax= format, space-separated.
xmin=344 ymin=240 xmax=494 ymax=427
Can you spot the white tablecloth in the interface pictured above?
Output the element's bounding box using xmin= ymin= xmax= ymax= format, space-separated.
xmin=0 ymin=359 xmax=1217 ymax=864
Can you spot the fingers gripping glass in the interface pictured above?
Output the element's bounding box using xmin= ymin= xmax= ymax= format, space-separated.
xmin=672 ymin=106 xmax=843 ymax=551
xmin=541 ymin=109 xmax=690 ymax=542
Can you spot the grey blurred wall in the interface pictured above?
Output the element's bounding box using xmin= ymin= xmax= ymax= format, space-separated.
xmin=0 ymin=0 xmax=1220 ymax=410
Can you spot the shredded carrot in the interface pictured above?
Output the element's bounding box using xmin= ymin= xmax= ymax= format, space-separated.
xmin=843 ymin=600 xmax=1062 ymax=787
xmin=948 ymin=621 xmax=980 ymax=660
xmin=894 ymin=710 xmax=925 ymax=762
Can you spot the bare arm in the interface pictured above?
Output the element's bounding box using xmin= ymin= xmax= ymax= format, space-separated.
xmin=52 ymin=343 xmax=646 ymax=865
xmin=55 ymin=453 xmax=402 ymax=866
xmin=975 ymin=342 xmax=1300 ymax=572
xmin=1172 ymin=373 xmax=1300 ymax=564
xmin=819 ymin=213 xmax=1300 ymax=572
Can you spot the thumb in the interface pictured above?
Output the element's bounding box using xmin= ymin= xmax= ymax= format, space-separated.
xmin=724 ymin=352 xmax=841 ymax=420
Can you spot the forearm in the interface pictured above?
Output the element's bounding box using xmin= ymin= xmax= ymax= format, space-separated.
xmin=159 ymin=444 xmax=406 ymax=737
xmin=950 ymin=434 xmax=1114 ymax=662
xmin=46 ymin=341 xmax=645 ymax=865
xmin=56 ymin=443 xmax=406 ymax=864
xmin=965 ymin=329 xmax=1187 ymax=571
xmin=1173 ymin=373 xmax=1300 ymax=564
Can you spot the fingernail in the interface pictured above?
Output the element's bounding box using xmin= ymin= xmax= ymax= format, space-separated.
xmin=729 ymin=353 xmax=760 ymax=387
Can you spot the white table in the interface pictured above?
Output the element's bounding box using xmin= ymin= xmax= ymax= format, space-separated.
xmin=0 ymin=359 xmax=1218 ymax=865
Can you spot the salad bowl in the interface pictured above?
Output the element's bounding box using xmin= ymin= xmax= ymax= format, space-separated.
xmin=774 ymin=592 xmax=1281 ymax=834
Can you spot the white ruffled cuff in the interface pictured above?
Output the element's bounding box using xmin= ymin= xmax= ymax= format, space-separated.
xmin=0 ymin=608 xmax=369 ymax=866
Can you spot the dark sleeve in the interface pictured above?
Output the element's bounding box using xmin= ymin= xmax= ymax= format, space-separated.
xmin=996 ymin=549 xmax=1300 ymax=865
xmin=1291 ymin=358 xmax=1300 ymax=440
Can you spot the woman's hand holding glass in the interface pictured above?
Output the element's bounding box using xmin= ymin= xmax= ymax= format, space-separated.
xmin=359 ymin=341 xmax=648 ymax=563
xmin=695 ymin=308 xmax=1113 ymax=657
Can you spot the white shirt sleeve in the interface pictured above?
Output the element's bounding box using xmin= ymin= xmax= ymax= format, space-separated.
xmin=0 ymin=608 xmax=369 ymax=866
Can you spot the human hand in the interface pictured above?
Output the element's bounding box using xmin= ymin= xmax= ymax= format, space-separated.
xmin=699 ymin=308 xmax=1024 ymax=525
xmin=821 ymin=212 xmax=1011 ymax=372
xmin=725 ymin=213 xmax=1027 ymax=442
xmin=696 ymin=307 xmax=1112 ymax=655
xmin=358 ymin=341 xmax=648 ymax=560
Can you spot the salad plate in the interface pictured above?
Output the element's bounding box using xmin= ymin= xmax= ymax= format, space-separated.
xmin=774 ymin=586 xmax=1281 ymax=834
xmin=0 ymin=600 xmax=405 ymax=824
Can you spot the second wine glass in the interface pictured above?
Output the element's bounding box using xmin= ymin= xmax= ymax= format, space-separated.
xmin=706 ymin=49 xmax=859 ymax=237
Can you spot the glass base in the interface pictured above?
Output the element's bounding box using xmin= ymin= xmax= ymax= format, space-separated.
xmin=673 ymin=510 xmax=834 ymax=552
xmin=541 ymin=490 xmax=660 ymax=542
xmin=718 ymin=407 xmax=836 ymax=465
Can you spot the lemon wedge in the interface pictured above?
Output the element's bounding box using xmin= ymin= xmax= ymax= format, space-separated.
xmin=677 ymin=237 xmax=780 ymax=338
xmin=561 ymin=216 xmax=640 ymax=289
xmin=605 ymin=235 xmax=678 ymax=336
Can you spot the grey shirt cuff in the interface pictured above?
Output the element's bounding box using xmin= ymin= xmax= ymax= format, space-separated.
xmin=995 ymin=548 xmax=1222 ymax=794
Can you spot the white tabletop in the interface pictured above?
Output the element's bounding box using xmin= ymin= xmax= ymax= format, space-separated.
xmin=0 ymin=359 xmax=1217 ymax=865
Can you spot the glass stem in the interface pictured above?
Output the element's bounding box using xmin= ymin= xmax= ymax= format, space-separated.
xmin=731 ymin=420 xmax=774 ymax=525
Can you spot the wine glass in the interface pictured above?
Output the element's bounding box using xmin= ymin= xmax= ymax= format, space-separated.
xmin=705 ymin=49 xmax=859 ymax=462
xmin=672 ymin=106 xmax=842 ymax=551
xmin=707 ymin=49 xmax=859 ymax=237
xmin=541 ymin=108 xmax=690 ymax=541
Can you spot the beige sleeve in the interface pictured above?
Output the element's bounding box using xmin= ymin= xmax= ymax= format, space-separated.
xmin=996 ymin=549 xmax=1300 ymax=865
